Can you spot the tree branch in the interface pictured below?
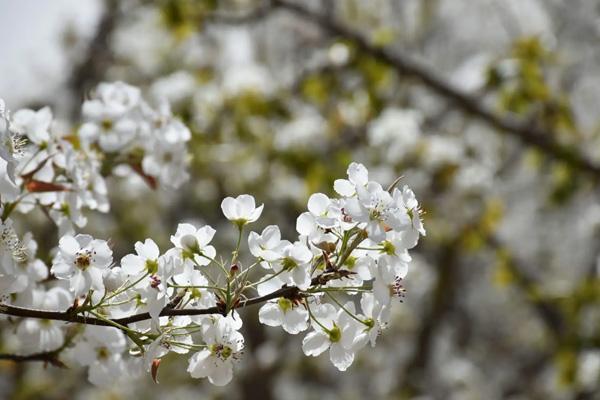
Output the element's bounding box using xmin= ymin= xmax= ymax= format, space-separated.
xmin=486 ymin=235 xmax=567 ymax=340
xmin=0 ymin=351 xmax=67 ymax=368
xmin=272 ymin=0 xmax=600 ymax=178
xmin=68 ymin=0 xmax=119 ymax=119
xmin=0 ymin=285 xmax=301 ymax=330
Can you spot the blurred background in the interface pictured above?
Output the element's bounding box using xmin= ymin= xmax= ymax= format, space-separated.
xmin=1 ymin=0 xmax=599 ymax=399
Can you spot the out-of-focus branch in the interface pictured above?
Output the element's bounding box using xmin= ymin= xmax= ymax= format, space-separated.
xmin=0 ymin=351 xmax=66 ymax=368
xmin=486 ymin=235 xmax=567 ymax=339
xmin=271 ymin=0 xmax=600 ymax=178
xmin=68 ymin=0 xmax=119 ymax=119
xmin=399 ymin=239 xmax=461 ymax=395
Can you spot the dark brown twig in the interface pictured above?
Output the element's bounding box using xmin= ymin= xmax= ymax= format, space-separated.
xmin=0 ymin=351 xmax=67 ymax=368
xmin=0 ymin=285 xmax=301 ymax=329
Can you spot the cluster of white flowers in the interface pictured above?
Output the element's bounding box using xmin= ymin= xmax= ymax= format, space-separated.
xmin=0 ymin=82 xmax=189 ymax=376
xmin=367 ymin=107 xmax=422 ymax=163
xmin=0 ymin=86 xmax=424 ymax=387
xmin=80 ymin=81 xmax=191 ymax=188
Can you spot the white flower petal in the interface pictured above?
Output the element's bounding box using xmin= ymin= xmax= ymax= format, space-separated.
xmin=258 ymin=302 xmax=283 ymax=327
xmin=121 ymin=254 xmax=145 ymax=276
xmin=136 ymin=239 xmax=159 ymax=260
xmin=307 ymin=193 xmax=329 ymax=215
xmin=348 ymin=162 xmax=368 ymax=186
xmin=282 ymin=308 xmax=308 ymax=334
xmin=296 ymin=212 xmax=315 ymax=236
xmin=208 ymin=360 xmax=233 ymax=386
xmin=59 ymin=235 xmax=80 ymax=257
xmin=334 ymin=179 xmax=355 ymax=197
xmin=329 ymin=343 xmax=355 ymax=371
xmin=221 ymin=197 xmax=236 ymax=220
xmin=302 ymin=331 xmax=330 ymax=356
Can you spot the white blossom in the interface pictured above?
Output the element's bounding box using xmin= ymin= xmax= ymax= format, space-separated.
xmin=16 ymin=286 xmax=72 ymax=354
xmin=258 ymin=297 xmax=309 ymax=334
xmin=121 ymin=238 xmax=160 ymax=276
xmin=221 ymin=194 xmax=264 ymax=227
xmin=11 ymin=107 xmax=53 ymax=145
xmin=170 ymin=223 xmax=217 ymax=266
xmin=270 ymin=242 xmax=314 ymax=290
xmin=248 ymin=225 xmax=288 ymax=262
xmin=187 ymin=317 xmax=244 ymax=386
xmin=302 ymin=302 xmax=366 ymax=371
xmin=51 ymin=234 xmax=113 ymax=297
xmin=69 ymin=326 xmax=128 ymax=387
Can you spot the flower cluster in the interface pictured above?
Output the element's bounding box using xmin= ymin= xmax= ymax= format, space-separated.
xmin=0 ymin=81 xmax=190 ymax=235
xmin=0 ymin=82 xmax=191 ymax=361
xmin=80 ymin=82 xmax=191 ymax=188
xmin=0 ymin=86 xmax=424 ymax=387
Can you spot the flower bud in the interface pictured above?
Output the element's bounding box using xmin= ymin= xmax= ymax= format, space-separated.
xmin=151 ymin=358 xmax=161 ymax=383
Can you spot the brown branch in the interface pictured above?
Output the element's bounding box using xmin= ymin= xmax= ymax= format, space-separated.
xmin=399 ymin=239 xmax=461 ymax=395
xmin=68 ymin=0 xmax=119 ymax=119
xmin=486 ymin=235 xmax=566 ymax=339
xmin=271 ymin=0 xmax=600 ymax=178
xmin=0 ymin=351 xmax=67 ymax=368
xmin=0 ymin=285 xmax=301 ymax=330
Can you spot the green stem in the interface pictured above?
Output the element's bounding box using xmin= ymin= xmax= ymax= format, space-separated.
xmin=231 ymin=225 xmax=244 ymax=265
xmin=199 ymin=253 xmax=229 ymax=277
xmin=192 ymin=259 xmax=219 ymax=286
xmin=336 ymin=230 xmax=367 ymax=269
xmin=305 ymin=299 xmax=331 ymax=333
xmin=326 ymin=292 xmax=370 ymax=327
xmin=89 ymin=311 xmax=147 ymax=349
xmin=248 ymin=268 xmax=285 ymax=289
xmin=168 ymin=284 xmax=226 ymax=293
xmin=167 ymin=340 xmax=207 ymax=351
xmin=101 ymin=272 xmax=150 ymax=305
xmin=1 ymin=192 xmax=32 ymax=221
xmin=232 ymin=260 xmax=259 ymax=285
xmin=308 ymin=287 xmax=370 ymax=293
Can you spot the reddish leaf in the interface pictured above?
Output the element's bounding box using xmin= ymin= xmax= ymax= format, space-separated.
xmin=151 ymin=358 xmax=161 ymax=383
xmin=25 ymin=180 xmax=69 ymax=193
xmin=130 ymin=163 xmax=157 ymax=190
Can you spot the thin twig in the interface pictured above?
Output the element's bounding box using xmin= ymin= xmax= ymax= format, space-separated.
xmin=0 ymin=351 xmax=67 ymax=367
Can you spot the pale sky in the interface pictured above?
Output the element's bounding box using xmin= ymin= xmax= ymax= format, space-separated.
xmin=0 ymin=0 xmax=101 ymax=107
